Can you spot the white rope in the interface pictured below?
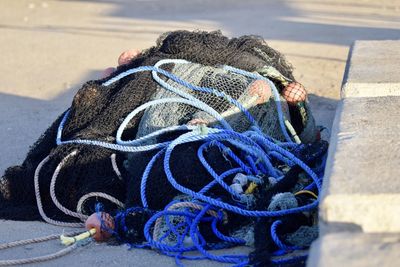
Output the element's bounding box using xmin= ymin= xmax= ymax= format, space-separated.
xmin=34 ymin=155 xmax=84 ymax=227
xmin=49 ymin=150 xmax=88 ymax=221
xmin=0 ymin=230 xmax=85 ymax=266
xmin=110 ymin=154 xmax=123 ymax=181
xmin=35 ymin=152 xmax=125 ymax=227
xmin=76 ymin=192 xmax=125 ymax=214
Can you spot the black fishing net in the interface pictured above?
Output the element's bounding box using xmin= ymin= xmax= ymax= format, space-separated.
xmin=0 ymin=30 xmax=327 ymax=266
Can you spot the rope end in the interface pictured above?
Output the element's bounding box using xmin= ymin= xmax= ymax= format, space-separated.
xmin=60 ymin=228 xmax=96 ymax=246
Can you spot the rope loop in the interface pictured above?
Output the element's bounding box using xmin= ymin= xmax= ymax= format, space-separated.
xmin=28 ymin=59 xmax=326 ymax=266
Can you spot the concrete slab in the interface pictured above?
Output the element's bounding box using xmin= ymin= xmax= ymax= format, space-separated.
xmin=342 ymin=40 xmax=400 ymax=98
xmin=307 ymin=232 xmax=400 ymax=267
xmin=321 ymin=96 xmax=400 ymax=232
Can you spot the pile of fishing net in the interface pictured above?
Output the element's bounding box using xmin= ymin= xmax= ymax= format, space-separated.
xmin=0 ymin=31 xmax=328 ymax=266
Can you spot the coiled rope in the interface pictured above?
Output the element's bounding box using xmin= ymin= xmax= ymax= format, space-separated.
xmin=13 ymin=59 xmax=323 ymax=266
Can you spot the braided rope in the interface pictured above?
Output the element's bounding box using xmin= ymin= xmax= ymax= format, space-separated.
xmin=162 ymin=131 xmax=320 ymax=217
xmin=222 ymin=65 xmax=293 ymax=143
xmin=34 ymin=155 xmax=84 ymax=227
xmin=36 ymin=152 xmax=125 ymax=226
xmin=0 ymin=234 xmax=59 ymax=250
xmin=49 ymin=150 xmax=87 ymax=221
xmin=76 ymin=192 xmax=125 ymax=214
xmin=110 ymin=154 xmax=123 ymax=181
xmin=152 ymin=201 xmax=220 ymax=242
xmin=0 ymin=231 xmax=84 ymax=266
xmin=270 ymin=220 xmax=297 ymax=251
xmin=25 ymin=59 xmax=323 ymax=266
xmin=153 ymin=202 xmax=221 ymax=241
xmin=152 ymin=59 xmax=259 ymax=129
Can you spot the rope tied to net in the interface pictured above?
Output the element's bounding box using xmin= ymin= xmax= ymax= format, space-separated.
xmin=24 ymin=59 xmax=323 ymax=266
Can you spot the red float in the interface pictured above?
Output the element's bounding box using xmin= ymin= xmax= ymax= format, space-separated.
xmin=282 ymin=82 xmax=307 ymax=105
xmin=85 ymin=212 xmax=115 ymax=242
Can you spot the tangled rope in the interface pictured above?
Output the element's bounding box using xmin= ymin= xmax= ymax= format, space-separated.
xmin=27 ymin=59 xmax=325 ymax=266
xmin=0 ymin=231 xmax=85 ymax=266
xmin=34 ymin=150 xmax=125 ymax=228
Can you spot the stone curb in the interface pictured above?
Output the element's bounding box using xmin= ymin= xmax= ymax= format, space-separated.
xmin=307 ymin=40 xmax=400 ymax=266
xmin=341 ymin=40 xmax=400 ymax=98
xmin=308 ymin=232 xmax=400 ymax=267
xmin=320 ymin=96 xmax=400 ymax=233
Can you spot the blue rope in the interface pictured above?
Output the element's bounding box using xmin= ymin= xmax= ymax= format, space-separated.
xmin=245 ymin=155 xmax=260 ymax=175
xmin=198 ymin=168 xmax=242 ymax=195
xmin=116 ymin=97 xmax=232 ymax=144
xmin=57 ymin=61 xmax=294 ymax=153
xmin=163 ymin=131 xmax=320 ymax=217
xmin=152 ymin=59 xmax=260 ymax=130
xmin=269 ymin=151 xmax=295 ymax=167
xmin=52 ymin=59 xmax=325 ymax=266
xmin=188 ymin=205 xmax=248 ymax=265
xmin=140 ymin=149 xmax=166 ymax=207
xmin=222 ymin=65 xmax=293 ymax=143
xmin=211 ymin=215 xmax=245 ymax=245
xmin=103 ymin=62 xmax=258 ymax=134
xmin=270 ymin=220 xmax=299 ymax=251
xmin=226 ymin=138 xmax=278 ymax=178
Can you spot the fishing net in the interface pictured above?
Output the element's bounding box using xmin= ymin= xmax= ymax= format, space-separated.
xmin=0 ymin=30 xmax=327 ymax=266
xmin=136 ymin=62 xmax=290 ymax=140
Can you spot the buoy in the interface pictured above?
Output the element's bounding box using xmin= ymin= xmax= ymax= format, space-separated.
xmin=59 ymin=213 xmax=114 ymax=246
xmin=85 ymin=212 xmax=115 ymax=242
xmin=248 ymin=80 xmax=272 ymax=104
xmin=282 ymin=82 xmax=307 ymax=105
xmin=118 ymin=49 xmax=141 ymax=66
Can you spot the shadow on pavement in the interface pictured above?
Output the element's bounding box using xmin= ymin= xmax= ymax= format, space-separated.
xmin=67 ymin=0 xmax=400 ymax=46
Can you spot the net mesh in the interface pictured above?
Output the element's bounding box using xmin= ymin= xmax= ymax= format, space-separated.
xmin=0 ymin=30 xmax=328 ymax=267
xmin=137 ymin=62 xmax=291 ymax=142
xmin=0 ymin=31 xmax=320 ymax=254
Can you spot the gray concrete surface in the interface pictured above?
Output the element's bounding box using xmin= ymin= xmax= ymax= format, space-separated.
xmin=342 ymin=40 xmax=400 ymax=98
xmin=1 ymin=0 xmax=400 ymax=266
xmin=308 ymin=40 xmax=400 ymax=266
xmin=308 ymin=232 xmax=400 ymax=267
xmin=320 ymin=43 xmax=400 ymax=232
